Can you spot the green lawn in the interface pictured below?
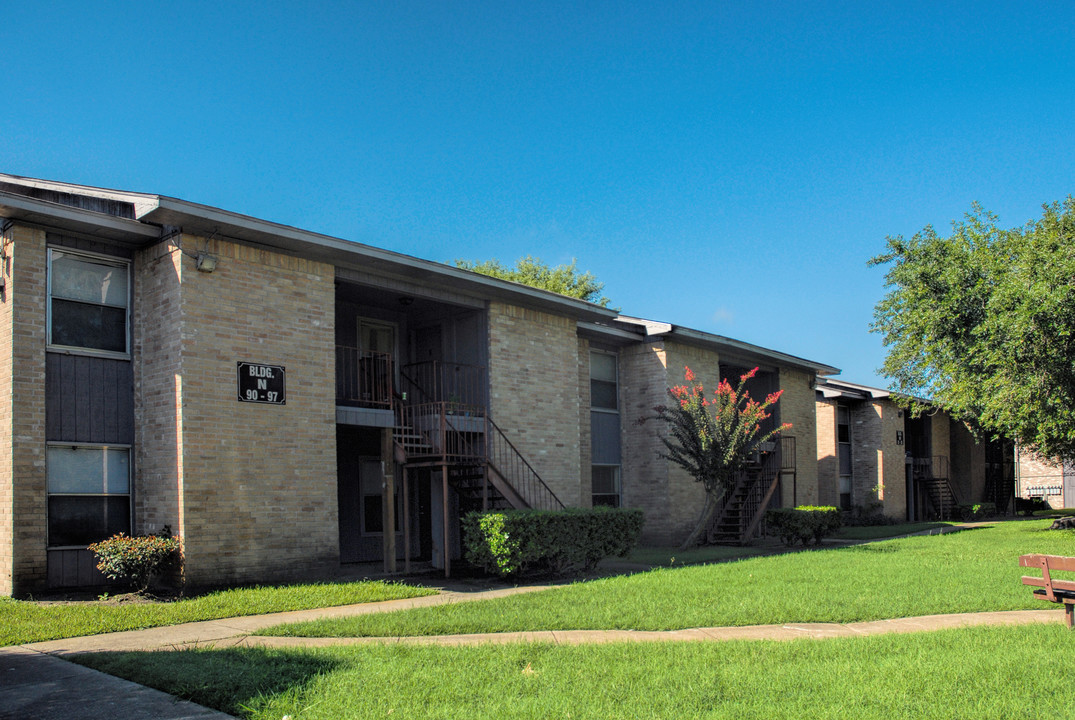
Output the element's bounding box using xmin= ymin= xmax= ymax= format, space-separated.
xmin=833 ymin=520 xmax=957 ymax=540
xmin=74 ymin=623 xmax=1075 ymax=719
xmin=0 ymin=580 xmax=434 ymax=647
xmin=260 ymin=518 xmax=1075 ymax=637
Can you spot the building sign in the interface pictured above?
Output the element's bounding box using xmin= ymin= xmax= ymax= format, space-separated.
xmin=237 ymin=362 xmax=286 ymax=405
xmin=896 ymin=431 xmax=904 ymax=446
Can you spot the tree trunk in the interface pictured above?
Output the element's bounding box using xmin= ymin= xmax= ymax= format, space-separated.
xmin=679 ymin=494 xmax=719 ymax=550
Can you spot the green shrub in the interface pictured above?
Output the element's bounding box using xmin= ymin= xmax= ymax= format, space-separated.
xmin=462 ymin=507 xmax=644 ymax=577
xmin=958 ymin=502 xmax=997 ymax=521
xmin=88 ymin=532 xmax=182 ymax=592
xmin=1014 ymin=497 xmax=1049 ymax=516
xmin=765 ymin=506 xmax=842 ymax=546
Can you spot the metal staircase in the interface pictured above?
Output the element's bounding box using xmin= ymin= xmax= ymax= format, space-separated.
xmin=915 ymin=455 xmax=959 ymax=519
xmin=395 ymin=362 xmax=564 ymax=513
xmin=706 ymin=439 xmax=788 ymax=545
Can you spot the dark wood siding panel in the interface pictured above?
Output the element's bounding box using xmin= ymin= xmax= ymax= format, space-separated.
xmin=45 ymin=232 xmax=135 ymax=259
xmin=45 ymin=353 xmax=134 ymax=444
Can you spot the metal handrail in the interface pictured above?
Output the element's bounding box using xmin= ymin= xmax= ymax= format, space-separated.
xmin=485 ymin=416 xmax=565 ymax=510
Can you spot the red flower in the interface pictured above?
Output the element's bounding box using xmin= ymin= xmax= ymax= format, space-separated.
xmin=684 ymin=367 xmax=696 ymax=382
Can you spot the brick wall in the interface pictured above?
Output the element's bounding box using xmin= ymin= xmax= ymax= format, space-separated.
xmin=619 ymin=340 xmax=672 ymax=543
xmin=137 ymin=235 xmax=338 ymax=587
xmin=879 ymin=399 xmax=907 ymax=518
xmin=0 ymin=224 xmax=48 ymax=594
xmin=850 ymin=401 xmax=882 ymax=507
xmin=815 ymin=397 xmax=837 ymax=507
xmin=780 ymin=368 xmax=818 ymax=506
xmin=133 ymin=241 xmax=184 ymax=540
xmin=487 ymin=302 xmax=583 ymax=507
xmin=1017 ymin=448 xmax=1066 ymax=508
xmin=577 ymin=337 xmax=592 ymax=507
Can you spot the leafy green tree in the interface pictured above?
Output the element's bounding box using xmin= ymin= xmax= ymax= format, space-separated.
xmin=870 ymin=197 xmax=1075 ymax=460
xmin=646 ymin=367 xmax=791 ymax=549
xmin=455 ymin=255 xmax=612 ymax=307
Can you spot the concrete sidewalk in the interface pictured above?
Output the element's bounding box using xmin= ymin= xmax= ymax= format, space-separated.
xmin=3 ymin=575 xmax=1066 ymax=720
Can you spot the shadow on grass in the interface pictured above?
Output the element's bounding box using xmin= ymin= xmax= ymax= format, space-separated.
xmin=72 ymin=646 xmax=341 ymax=717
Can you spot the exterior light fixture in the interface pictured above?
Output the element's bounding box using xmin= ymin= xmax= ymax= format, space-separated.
xmin=195 ymin=253 xmax=218 ymax=273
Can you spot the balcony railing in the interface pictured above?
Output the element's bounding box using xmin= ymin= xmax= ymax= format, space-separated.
xmin=335 ymin=346 xmax=393 ymax=408
xmin=402 ymin=361 xmax=487 ymax=412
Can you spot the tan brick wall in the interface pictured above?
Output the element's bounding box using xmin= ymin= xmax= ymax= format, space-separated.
xmin=577 ymin=337 xmax=592 ymax=508
xmin=133 ymin=241 xmax=184 ymax=540
xmin=879 ymin=400 xmax=907 ymax=518
xmin=948 ymin=418 xmax=984 ymax=503
xmin=138 ymin=235 xmax=338 ymax=587
xmin=487 ymin=302 xmax=583 ymax=507
xmin=0 ymin=224 xmax=48 ymax=594
xmin=850 ymin=402 xmax=882 ymax=507
xmin=780 ymin=368 xmax=818 ymax=506
xmin=619 ymin=340 xmax=673 ymax=544
xmin=815 ymin=398 xmax=837 ymax=507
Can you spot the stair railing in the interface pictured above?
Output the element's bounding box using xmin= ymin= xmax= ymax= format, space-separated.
xmin=706 ymin=440 xmax=784 ymax=544
xmin=395 ymin=363 xmax=562 ymax=511
xmin=485 ymin=416 xmax=564 ymax=510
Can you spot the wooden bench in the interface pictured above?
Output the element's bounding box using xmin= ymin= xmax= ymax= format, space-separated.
xmin=1020 ymin=554 xmax=1075 ymax=628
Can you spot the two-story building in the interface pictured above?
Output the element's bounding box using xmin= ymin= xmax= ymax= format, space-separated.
xmin=1 ymin=173 xmax=841 ymax=594
xmin=816 ymin=377 xmax=1014 ymax=520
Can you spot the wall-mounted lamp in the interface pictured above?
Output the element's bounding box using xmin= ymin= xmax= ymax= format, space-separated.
xmin=195 ymin=252 xmax=218 ymax=273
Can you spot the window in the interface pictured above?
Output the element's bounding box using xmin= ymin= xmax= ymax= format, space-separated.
xmin=592 ymin=465 xmax=621 ymax=507
xmin=590 ymin=351 xmax=618 ymax=411
xmin=47 ymin=445 xmax=131 ymax=547
xmin=48 ymin=249 xmax=130 ymax=355
xmin=837 ymin=405 xmax=852 ymax=510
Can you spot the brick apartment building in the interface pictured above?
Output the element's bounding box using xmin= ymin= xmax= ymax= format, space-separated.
xmin=816 ymin=378 xmax=1014 ymax=520
xmin=0 ymin=173 xmax=1008 ymax=596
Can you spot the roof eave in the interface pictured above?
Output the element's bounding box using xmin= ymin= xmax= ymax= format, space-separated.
xmin=0 ymin=191 xmax=161 ymax=243
xmin=141 ymin=196 xmax=618 ymax=321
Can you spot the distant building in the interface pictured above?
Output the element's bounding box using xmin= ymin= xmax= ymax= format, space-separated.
xmin=816 ymin=378 xmax=1013 ymax=521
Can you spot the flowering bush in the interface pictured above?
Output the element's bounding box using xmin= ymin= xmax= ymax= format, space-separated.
xmin=645 ymin=366 xmax=791 ymax=548
xmin=88 ymin=531 xmax=182 ymax=593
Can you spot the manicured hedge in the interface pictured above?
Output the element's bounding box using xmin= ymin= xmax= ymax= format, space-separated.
xmin=765 ymin=506 xmax=842 ymax=546
xmin=462 ymin=507 xmax=644 ymax=577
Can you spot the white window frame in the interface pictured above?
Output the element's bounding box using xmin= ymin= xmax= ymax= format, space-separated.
xmin=47 ymin=247 xmax=131 ymax=359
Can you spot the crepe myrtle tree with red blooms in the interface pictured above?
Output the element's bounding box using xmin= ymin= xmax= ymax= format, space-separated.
xmin=643 ymin=366 xmax=792 ymax=549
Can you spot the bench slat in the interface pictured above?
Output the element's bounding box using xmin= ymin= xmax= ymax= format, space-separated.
xmin=1019 ymin=554 xmax=1075 ymax=572
xmin=1021 ymin=576 xmax=1075 ymax=593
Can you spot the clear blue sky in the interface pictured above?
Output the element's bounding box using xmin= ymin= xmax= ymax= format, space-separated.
xmin=4 ymin=1 xmax=1073 ymax=386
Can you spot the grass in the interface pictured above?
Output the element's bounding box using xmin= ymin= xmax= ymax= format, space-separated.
xmin=833 ymin=520 xmax=956 ymax=540
xmin=260 ymin=518 xmax=1075 ymax=637
xmin=0 ymin=580 xmax=435 ymax=647
xmin=74 ymin=623 xmax=1075 ymax=719
xmin=625 ymin=543 xmax=768 ymax=566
